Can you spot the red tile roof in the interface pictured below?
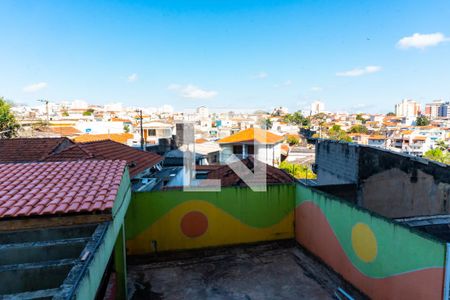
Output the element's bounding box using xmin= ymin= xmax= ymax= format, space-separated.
xmin=0 ymin=160 xmax=126 ymax=219
xmin=205 ymin=158 xmax=295 ymax=187
xmin=44 ymin=140 xmax=163 ymax=178
xmin=0 ymin=138 xmax=74 ymax=163
xmin=218 ymin=128 xmax=283 ymax=144
xmin=49 ymin=126 xmax=82 ymax=136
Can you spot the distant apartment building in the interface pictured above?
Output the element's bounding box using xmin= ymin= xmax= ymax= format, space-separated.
xmin=310 ymin=101 xmax=324 ymax=115
xmin=439 ymin=102 xmax=450 ymax=117
xmin=218 ymin=128 xmax=284 ymax=166
xmin=424 ymin=100 xmax=444 ymax=118
xmin=395 ymin=99 xmax=420 ymax=117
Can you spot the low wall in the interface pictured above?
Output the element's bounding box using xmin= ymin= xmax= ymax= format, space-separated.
xmin=125 ymin=185 xmax=295 ymax=254
xmin=295 ymin=183 xmax=446 ymax=299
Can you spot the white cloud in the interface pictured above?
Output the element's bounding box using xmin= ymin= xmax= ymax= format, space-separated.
xmin=336 ymin=66 xmax=381 ymax=77
xmin=397 ymin=32 xmax=449 ymax=49
xmin=128 ymin=73 xmax=138 ymax=82
xmin=23 ymin=82 xmax=48 ymax=93
xmin=254 ymin=71 xmax=268 ymax=79
xmin=274 ymin=80 xmax=292 ymax=88
xmin=311 ymin=86 xmax=322 ymax=92
xmin=168 ymin=84 xmax=218 ymax=99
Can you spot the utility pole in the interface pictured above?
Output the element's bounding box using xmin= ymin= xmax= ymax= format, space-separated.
xmin=37 ymin=99 xmax=49 ymax=125
xmin=136 ymin=109 xmax=144 ymax=150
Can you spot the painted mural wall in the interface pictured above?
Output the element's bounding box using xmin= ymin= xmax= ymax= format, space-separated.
xmin=126 ymin=185 xmax=295 ymax=254
xmin=295 ymin=184 xmax=446 ymax=300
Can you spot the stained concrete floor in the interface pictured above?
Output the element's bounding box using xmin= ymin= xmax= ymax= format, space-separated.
xmin=127 ymin=241 xmax=366 ymax=300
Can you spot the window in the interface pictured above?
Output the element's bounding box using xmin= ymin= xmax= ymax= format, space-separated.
xmin=247 ymin=145 xmax=254 ymax=155
xmin=233 ymin=145 xmax=243 ymax=154
xmin=148 ymin=129 xmax=156 ymax=136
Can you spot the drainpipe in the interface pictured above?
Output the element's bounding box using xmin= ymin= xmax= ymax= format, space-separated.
xmin=444 ymin=243 xmax=450 ymax=300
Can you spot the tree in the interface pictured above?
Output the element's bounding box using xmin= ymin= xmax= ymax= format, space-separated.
xmin=386 ymin=112 xmax=395 ymax=116
xmin=416 ymin=115 xmax=430 ymax=126
xmin=356 ymin=114 xmax=367 ymax=124
xmin=283 ymin=111 xmax=310 ymax=127
xmin=123 ymin=124 xmax=130 ymax=133
xmin=83 ymin=108 xmax=95 ymax=116
xmin=0 ymin=97 xmax=20 ymax=138
xmin=436 ymin=140 xmax=449 ymax=151
xmin=348 ymin=125 xmax=369 ymax=134
xmin=259 ymin=118 xmax=273 ymax=129
xmin=279 ymin=161 xmax=317 ymax=179
xmin=328 ymin=125 xmax=352 ymax=142
xmin=286 ymin=135 xmax=300 ymax=145
xmin=423 ymin=148 xmax=449 ymax=164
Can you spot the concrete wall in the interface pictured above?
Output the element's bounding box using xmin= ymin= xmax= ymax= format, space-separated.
xmin=315 ymin=140 xmax=450 ymax=218
xmin=125 ymin=185 xmax=295 ymax=254
xmin=358 ymin=146 xmax=450 ymax=218
xmin=315 ymin=141 xmax=359 ymax=185
xmin=295 ymin=183 xmax=446 ymax=300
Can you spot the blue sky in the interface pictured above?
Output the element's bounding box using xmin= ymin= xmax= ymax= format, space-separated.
xmin=1 ymin=0 xmax=450 ymax=113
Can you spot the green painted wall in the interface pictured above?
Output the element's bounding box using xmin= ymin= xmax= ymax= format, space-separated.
xmin=125 ymin=185 xmax=295 ymax=253
xmin=295 ymin=183 xmax=446 ymax=299
xmin=74 ymin=169 xmax=132 ymax=300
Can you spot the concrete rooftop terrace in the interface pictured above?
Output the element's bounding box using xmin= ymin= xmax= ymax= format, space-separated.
xmin=127 ymin=241 xmax=366 ymax=300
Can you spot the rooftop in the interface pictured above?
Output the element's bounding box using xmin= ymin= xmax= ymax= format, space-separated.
xmin=0 ymin=137 xmax=74 ymax=163
xmin=49 ymin=126 xmax=82 ymax=137
xmin=44 ymin=140 xmax=163 ymax=178
xmin=218 ymin=128 xmax=284 ymax=144
xmin=128 ymin=241 xmax=365 ymax=300
xmin=204 ymin=158 xmax=295 ymax=187
xmin=0 ymin=160 xmax=126 ymax=219
xmin=73 ymin=133 xmax=133 ymax=144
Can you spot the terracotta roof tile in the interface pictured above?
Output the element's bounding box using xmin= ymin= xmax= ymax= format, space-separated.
xmin=0 ymin=138 xmax=74 ymax=163
xmin=49 ymin=126 xmax=82 ymax=136
xmin=218 ymin=128 xmax=283 ymax=144
xmin=206 ymin=158 xmax=295 ymax=187
xmin=44 ymin=140 xmax=163 ymax=178
xmin=0 ymin=160 xmax=126 ymax=220
xmin=73 ymin=133 xmax=133 ymax=144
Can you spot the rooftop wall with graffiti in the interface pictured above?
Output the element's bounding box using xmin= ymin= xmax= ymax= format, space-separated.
xmin=125 ymin=185 xmax=295 ymax=254
xmin=295 ymin=184 xmax=446 ymax=300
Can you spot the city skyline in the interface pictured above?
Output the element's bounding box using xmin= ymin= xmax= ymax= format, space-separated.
xmin=1 ymin=1 xmax=450 ymax=113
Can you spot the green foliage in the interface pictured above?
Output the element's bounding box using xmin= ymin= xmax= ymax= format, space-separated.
xmin=259 ymin=118 xmax=273 ymax=129
xmin=386 ymin=112 xmax=395 ymax=116
xmin=123 ymin=124 xmax=130 ymax=133
xmin=423 ymin=148 xmax=450 ymax=164
xmin=0 ymin=97 xmax=20 ymax=138
xmin=283 ymin=111 xmax=310 ymax=127
xmin=348 ymin=125 xmax=369 ymax=134
xmin=62 ymin=110 xmax=69 ymax=117
xmin=279 ymin=161 xmax=316 ymax=179
xmin=356 ymin=114 xmax=367 ymax=124
xmin=328 ymin=125 xmax=352 ymax=142
xmin=83 ymin=108 xmax=95 ymax=116
xmin=435 ymin=140 xmax=449 ymax=151
xmin=416 ymin=115 xmax=430 ymax=126
xmin=286 ymin=135 xmax=300 ymax=145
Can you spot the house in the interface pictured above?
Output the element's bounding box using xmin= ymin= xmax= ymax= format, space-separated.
xmin=44 ymin=139 xmax=163 ymax=179
xmin=0 ymin=137 xmax=75 ymax=163
xmin=367 ymin=134 xmax=386 ymax=147
xmin=130 ymin=121 xmax=173 ymax=147
xmin=217 ymin=128 xmax=284 ymax=166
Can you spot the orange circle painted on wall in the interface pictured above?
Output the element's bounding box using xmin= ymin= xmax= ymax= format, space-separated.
xmin=180 ymin=211 xmax=208 ymax=238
